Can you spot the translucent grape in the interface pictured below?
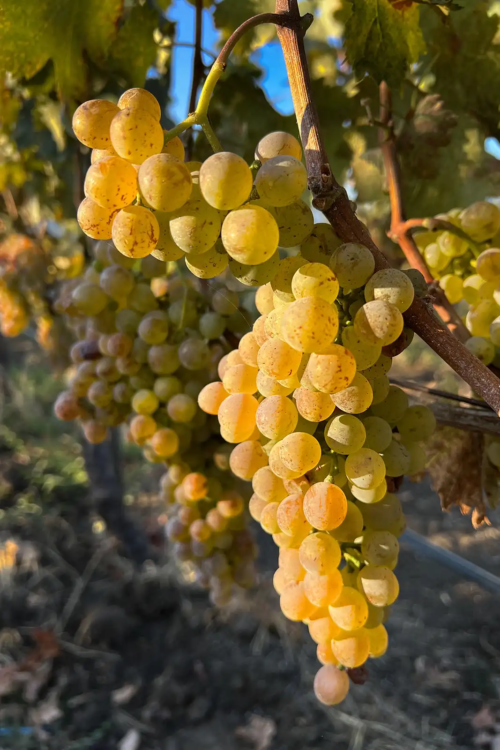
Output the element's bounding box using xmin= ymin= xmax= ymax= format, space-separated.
xmin=362 ymin=530 xmax=399 ymax=568
xmin=271 ymin=255 xmax=308 ymax=305
xmin=303 ymin=482 xmax=347 ymax=532
xmin=260 ymin=502 xmax=280 ymax=534
xmin=330 ymin=243 xmax=375 ymax=289
xmin=255 ymin=155 xmax=307 ymax=207
xmin=238 ymin=332 xmax=260 ymax=367
xmin=72 ymin=283 xmax=109 ymax=315
xmin=82 ymin=419 xmax=108 ymax=444
xmin=118 ymin=88 xmax=161 ymax=120
xmin=252 ymin=466 xmax=287 ymax=503
xmin=221 ymin=205 xmax=279 ymax=265
xmin=138 ymin=154 xmax=192 ymax=212
xmin=185 ymin=241 xmax=229 ymax=278
xmin=72 ymin=100 xmax=119 ymax=148
xmin=110 ymin=108 xmax=164 ymax=164
xmin=329 ymin=501 xmax=363 ymax=543
xmin=107 ymin=332 xmax=133 ymax=357
xmin=199 ymin=311 xmax=225 ymax=339
xmin=354 ymin=300 xmax=404 ymax=347
xmin=255 ymin=131 xmax=302 ymax=162
xmin=276 ymin=493 xmax=312 ymax=537
xmin=130 ymin=414 xmax=157 ymax=442
xmin=345 ymin=448 xmax=386 ymax=490
xmin=150 ymin=428 xmax=179 ymax=458
xmin=167 ymin=393 xmax=197 ymax=423
xmin=279 ymin=432 xmax=321 ymax=474
xmin=306 ymin=345 xmax=357 ymax=394
xmin=396 ymin=405 xmax=436 ymax=442
xmin=440 ymin=274 xmax=463 ymax=304
xmin=299 ymin=532 xmax=341 ymax=575
xmin=361 ymin=415 xmax=393 ymax=452
xmin=294 ymin=387 xmax=335 ymax=423
xmin=99 ymin=265 xmax=134 ymax=301
xmin=249 ymin=494 xmax=269 ymax=522
xmin=313 ymin=665 xmax=350 ymax=706
xmin=304 ymin=570 xmax=343 ymax=609
xmin=77 ymin=198 xmax=118 ymax=240
xmin=154 ymin=376 xmax=182 ymax=402
xmin=331 ymin=372 xmax=373 ymax=414
xmin=316 ymin=642 xmax=339 ymax=666
xmin=169 ymin=198 xmax=221 ymax=255
xmin=368 ymin=624 xmax=389 ymax=657
xmin=280 ymin=581 xmax=316 ymax=621
xmin=361 ymin=354 xmax=392 ymax=381
xmin=341 ymin=325 xmax=381 ymax=371
xmin=328 ymin=586 xmax=368 ymax=631
xmin=466 ymin=299 xmax=500 ymax=337
xmin=324 ymin=414 xmax=366 ymax=455
xmin=229 ymin=440 xmax=268 ymax=480
xmin=291 ymin=262 xmax=339 ymax=305
xmin=273 ymin=200 xmax=314 ymax=248
xmin=162 ymin=130 xmax=185 ymax=161
xmin=218 ymin=393 xmax=258 ymax=443
xmin=364 ymin=269 xmax=414 ymax=312
xmin=370 ymin=375 xmax=390 ymax=406
xmin=257 ymin=338 xmax=302 ymax=380
xmin=197 ymin=382 xmax=229 ymax=414
xmin=138 ymin=310 xmax=169 ymax=344
xmin=301 ymin=224 xmax=342 ymax=264
xmin=199 ymin=152 xmax=252 ymax=210
xmin=132 ymin=389 xmax=159 ymax=415
xmin=129 ymin=283 xmax=159 ymax=313
xmin=465 ymin=336 xmax=496 ymax=365
xmin=112 ymin=206 xmax=159 ymax=258
xmin=308 ymin=612 xmax=341 ymax=643
xmin=371 ymin=385 xmax=408 ymax=425
xmin=91 ymin=147 xmax=117 ymax=164
xmin=256 ymin=395 xmax=298 ymax=440
xmin=223 ymin=363 xmax=258 ymax=395
xmin=381 ymin=439 xmax=411 ymax=477
xmin=476 ymin=248 xmax=500 ymax=281
xmin=360 ymin=493 xmax=402 ymax=531
xmin=228 ymin=251 xmax=280 ymax=287
xmin=84 ymin=156 xmax=137 ymax=211
xmin=331 ymin=628 xmax=370 ymax=667
xmin=460 ymin=201 xmax=500 ymax=241
xmin=281 ymin=297 xmax=338 ymax=354
xmin=255 ymin=284 xmax=275 ymax=315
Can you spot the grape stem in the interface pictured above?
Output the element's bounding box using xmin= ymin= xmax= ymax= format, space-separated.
xmin=377 ymin=82 xmax=471 ymax=343
xmin=274 ymin=0 xmax=500 ymax=417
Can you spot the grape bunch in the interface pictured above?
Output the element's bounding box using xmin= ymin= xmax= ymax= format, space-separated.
xmin=197 ymin=247 xmax=436 ymax=704
xmin=53 ymin=239 xmax=257 ymax=601
xmin=73 ymin=88 xmax=318 ymax=282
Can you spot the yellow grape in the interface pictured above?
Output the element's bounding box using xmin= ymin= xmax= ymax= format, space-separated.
xmin=151 ymin=211 xmax=184 ymax=262
xmin=439 ymin=274 xmax=463 ymax=304
xmin=169 ymin=198 xmax=221 ymax=255
xmin=291 ymin=262 xmax=339 ymax=303
xmin=294 ymin=387 xmax=335 ymax=423
xmin=260 ymin=501 xmax=280 ymax=533
xmin=222 ymin=364 xmax=258 ymax=395
xmin=331 ymin=372 xmax=373 ymax=414
xmin=368 ymin=624 xmax=388 ymax=657
xmin=341 ymin=326 xmax=381 ymax=371
xmin=256 ymin=370 xmax=293 ymax=397
xmin=273 ymin=200 xmax=314 ymax=248
xmin=276 ymin=493 xmax=312 ymax=537
xmin=465 ymin=336 xmax=495 ymax=365
xmin=269 ymin=442 xmax=302 ymax=480
xmin=396 ymin=404 xmax=436 ymax=442
xmin=255 ymin=155 xmax=308 ymax=207
xmin=303 ymin=482 xmax=347 ymax=532
xmin=256 ymin=395 xmax=298 ymax=440
xmin=238 ymin=332 xmax=260 ymax=367
xmin=330 ymin=243 xmax=375 ymax=289
xmin=308 ymin=612 xmax=342 ymax=644
xmin=299 ymin=532 xmax=341 ymax=574
xmin=330 ymin=502 xmax=363 ymax=543
xmin=279 ymin=432 xmax=321 ymax=474
xmin=364 ymin=269 xmax=415 ymax=312
xmin=476 ymin=248 xmax=500 ymax=281
xmin=183 ymin=472 xmax=209 ymax=501
xmin=112 ymin=206 xmax=159 ymax=258
xmin=249 ymin=494 xmax=269 ymax=522
xmin=82 ymin=419 xmax=108 ymax=444
xmin=357 ymin=566 xmax=399 ymax=607
xmin=273 ymin=568 xmax=286 ymax=594
xmin=361 ymin=415 xmax=393 ymax=453
xmin=354 ymin=300 xmax=404 ymax=347
xmin=150 ymin=428 xmax=179 ymax=458
xmin=324 ymin=414 xmax=366 ymax=455
xmin=72 ymin=283 xmax=109 ymax=315
xmin=229 ymin=251 xmax=280 ymax=288
xmin=197 ymin=381 xmax=229 ymax=415
xmin=345 ymin=448 xmax=386 ymax=490
xmin=361 ymin=530 xmax=399 ymax=567
xmin=110 ymin=108 xmax=164 ymax=164
xmin=280 ymin=581 xmax=316 ymax=621
xmin=255 ymin=131 xmax=302 ymax=162
xmin=218 ymin=393 xmax=258 ymax=443
xmin=304 ymin=570 xmax=343 ymax=608
xmin=331 ymin=629 xmax=370 ymax=668
xmin=84 ymin=156 xmax=137 ymax=211
xmin=162 ymin=130 xmax=185 ymax=161
xmin=279 ymin=548 xmax=306 ymax=582
xmin=328 ymin=586 xmax=368 ymax=631
xmin=72 ymin=99 xmax=119 ymax=148
xmin=370 ymin=385 xmax=408 ymax=425
xmin=118 ymin=88 xmax=161 ymax=120
xmin=271 ymin=256 xmax=307 ymax=306
xmin=230 ymin=440 xmax=268 ymax=480
xmin=166 ymin=393 xmax=196 ymax=422
xmin=460 ymin=201 xmax=500 ymax=242
xmin=316 ymin=641 xmax=339 ymax=666
xmin=301 ymin=223 xmax=342 ymax=264
xmin=307 ymin=344 xmax=357 ymax=394
xmin=380 ymin=438 xmax=411 ymax=477
xmin=313 ymin=665 xmax=349 ymax=705
xmin=185 ymin=241 xmax=228 ymax=278
xmin=130 ymin=414 xmax=157 ymax=443
xmin=350 ymin=479 xmax=387 ymax=504
xmin=257 ymin=338 xmax=302 ymax=380
xmin=199 ymin=151 xmax=253 ymax=210
xmin=252 ymin=466 xmax=287 ymax=503
xmin=138 ymin=154 xmax=192 ymax=212
xmin=281 ymin=297 xmax=339 ymax=354
xmin=132 ymin=388 xmax=159 ymax=415
xmin=221 ymin=205 xmax=279 ymax=265
xmin=255 ymin=284 xmax=275 ymax=315
xmin=77 ymin=198 xmax=118 ymax=240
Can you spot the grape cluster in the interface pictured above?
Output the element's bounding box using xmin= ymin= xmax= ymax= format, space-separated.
xmin=197 ymin=248 xmax=436 ymax=704
xmin=53 ymin=239 xmax=257 ymax=601
xmin=73 ymin=88 xmax=316 ymax=282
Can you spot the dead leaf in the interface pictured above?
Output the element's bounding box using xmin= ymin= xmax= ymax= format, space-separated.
xmin=235 ymin=715 xmax=277 ymax=750
xmin=119 ymin=729 xmax=141 ymax=750
xmin=112 ymin=683 xmax=139 ymax=705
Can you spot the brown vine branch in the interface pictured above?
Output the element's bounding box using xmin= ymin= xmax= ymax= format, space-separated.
xmin=274 ymin=0 xmax=500 ymax=417
xmin=377 ymin=82 xmax=470 ymax=343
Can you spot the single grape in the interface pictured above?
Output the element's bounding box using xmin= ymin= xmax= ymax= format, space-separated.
xmin=380 ymin=438 xmax=411 ymax=477
xmin=223 ymin=363 xmax=258 ymax=395
xmin=167 ymin=393 xmax=197 ymax=423
xmin=331 ymin=629 xmax=370 ymax=668
xmin=257 ymin=338 xmax=303 ymax=380
xmin=361 ymin=415 xmax=393 ymax=452
xmin=465 ymin=336 xmax=496 ymax=365
xmin=229 ymin=251 xmax=280 ymax=287
xmin=291 ymin=262 xmax=339 ymax=303
xmin=280 ymin=581 xmax=316 ymax=621
xmin=82 ymin=419 xmax=108 ymax=444
xmin=118 ymin=88 xmax=161 ymax=120
xmin=361 ymin=530 xmax=399 ymax=567
xmin=148 ymin=343 xmax=180 ymax=374
xmin=84 ymin=156 xmax=138 ymax=211
xmin=396 ymin=405 xmax=436 ymax=442
xmin=330 ymin=243 xmax=375 ymax=289
xmin=256 ymin=395 xmax=298 ymax=440
xmin=276 ymin=493 xmax=312 ymax=537
xmin=439 ymin=274 xmax=463 ymax=304
xmin=255 ymin=131 xmax=302 ymax=162
xmin=295 ymin=387 xmax=335 ymax=423
xmin=218 ymin=393 xmax=258 ymax=443
xmin=281 ymin=297 xmax=339 ymax=354
xmin=91 ymin=146 xmax=117 ymax=164
xmin=178 ymin=338 xmax=211 ymax=370
xmin=304 ymin=570 xmax=343 ymax=609
xmin=162 ymin=130 xmax=185 ymax=161
xmin=185 ymin=241 xmax=229 ymax=278
xmin=303 ymin=482 xmax=347 ymax=531
xmin=371 ymin=385 xmax=408 ymax=425
xmin=255 ymin=155 xmax=308 ymax=207
xmin=169 ymin=197 xmax=221 ymax=255
xmin=307 ymin=344 xmax=357 ymax=394
xmin=112 ymin=206 xmax=159 ymax=258
xmin=368 ymin=623 xmax=389 ymax=657
xmin=360 ymin=493 xmax=402 ymax=531
xmin=331 ymin=372 xmax=373 ymax=414
xmin=110 ymin=108 xmax=164 ymax=164
xmin=345 ymin=448 xmax=386 ymax=489
xmin=150 ymin=428 xmax=180 ymax=458
xmin=460 ymin=201 xmax=500 ymax=241
xmin=299 ymin=532 xmax=341 ymax=575
xmin=73 ymin=100 xmax=119 ymax=148
xmin=252 ymin=466 xmax=287 ymax=503
xmin=354 ymin=300 xmax=404 ymax=347
xmin=77 ymin=198 xmax=118 ymax=240
xmin=221 ymin=205 xmax=279 ymax=265
xmin=329 ymin=501 xmax=363 ymax=543
xmin=364 ymin=269 xmax=415 ymax=312
xmin=229 ymin=440 xmax=268 ymax=480
xmin=274 ymin=200 xmax=314 ymax=247
xmin=328 ymin=586 xmax=368 ymax=631
xmin=99 ymin=265 xmax=135 ymax=301
xmin=324 ymin=414 xmax=366 ymax=455
xmin=72 ymin=283 xmax=109 ymax=315
xmin=138 ymin=154 xmax=192 ymax=213
xmin=279 ymin=432 xmax=321 ymax=475
xmin=476 ymin=248 xmax=500 ymax=281
xmin=199 ymin=152 xmax=253 ymax=210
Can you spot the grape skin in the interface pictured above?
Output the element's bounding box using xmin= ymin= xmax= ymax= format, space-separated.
xmin=118 ymin=88 xmax=161 ymax=120
xmin=84 ymin=156 xmax=138 ymax=211
xmin=169 ymin=198 xmax=221 ymax=255
xmin=138 ymin=154 xmax=193 ymax=213
xmin=354 ymin=300 xmax=404 ymax=347
xmin=255 ymin=155 xmax=308 ymax=207
xmin=221 ymin=205 xmax=279 ymax=265
xmin=199 ymin=152 xmax=253 ymax=210
xmin=77 ymin=198 xmax=118 ymax=240
xmin=110 ymin=108 xmax=164 ymax=165
xmin=112 ymin=206 xmax=160 ymax=258
xmin=281 ymin=297 xmax=339 ymax=354
xmin=73 ymin=100 xmax=119 ymax=148
xmin=255 ymin=131 xmax=302 ymax=162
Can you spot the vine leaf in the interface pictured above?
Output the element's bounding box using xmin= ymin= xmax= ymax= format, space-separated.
xmin=108 ymin=4 xmax=159 ymax=89
xmin=0 ymin=0 xmax=122 ymax=101
xmin=344 ymin=0 xmax=426 ymax=87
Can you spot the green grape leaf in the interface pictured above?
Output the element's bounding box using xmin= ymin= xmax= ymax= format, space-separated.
xmin=344 ymin=0 xmax=426 ymax=87
xmin=108 ymin=4 xmax=159 ymax=88
xmin=0 ymin=0 xmax=122 ymax=101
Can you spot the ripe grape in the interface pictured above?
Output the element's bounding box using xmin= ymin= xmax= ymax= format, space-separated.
xmin=279 ymin=432 xmax=321 ymax=474
xmin=84 ymin=156 xmax=137 ymax=211
xmin=273 ymin=200 xmax=314 ymax=247
xmin=345 ymin=448 xmax=386 ymax=489
xmin=221 ymin=205 xmax=279 ymax=265
xmin=330 ymin=243 xmax=375 ymax=289
xmin=304 ymin=570 xmax=343 ymax=608
xmin=299 ymin=532 xmax=341 ymax=574
xmin=368 ymin=624 xmax=389 ymax=657
xmin=324 ymin=414 xmax=366 ymax=454
xmin=460 ymin=201 xmax=500 ymax=241
xmin=132 ymin=389 xmax=159 ymax=415
xmin=229 ymin=440 xmax=268 ymax=480
xmin=280 ymin=581 xmax=315 ymax=621
xmin=130 ymin=414 xmax=157 ymax=442
xmin=110 ymin=108 xmax=164 ymax=164
xmin=252 ymin=466 xmax=287 ymax=503
xmin=360 ymin=493 xmax=402 ymax=531
xmin=255 ymin=131 xmax=302 ymax=162
xmin=381 ymin=439 xmax=411 ymax=477
xmin=112 ymin=206 xmax=159 ymax=258
xmin=229 ymin=251 xmax=280 ymax=287
xmin=328 ymin=586 xmax=368 ymax=631
xmin=218 ymin=393 xmax=258 ymax=443
xmin=308 ymin=612 xmax=341 ymax=643
xmin=99 ymin=264 xmax=135 ymax=301
xmin=255 ymin=155 xmax=308 ymax=207
xmin=167 ymin=393 xmax=197 ymax=423
xmin=313 ymin=665 xmax=349 ymax=706
xmin=138 ymin=154 xmax=192 ymax=212
xmin=354 ymin=300 xmax=404 ymax=347
xmin=257 ymin=338 xmax=303 ymax=380
xmin=271 ymin=255 xmax=308 ymax=304
xmin=440 ymin=274 xmax=463 ymax=304
xmin=150 ymin=428 xmax=180 ymax=458
xmin=291 ymin=262 xmax=339 ymax=303
xmin=184 ymin=241 xmax=228 ymax=278
xmin=162 ymin=130 xmax=185 ymax=161
xmin=118 ymin=88 xmax=161 ymax=120
xmin=77 ymin=198 xmax=118 ymax=240
xmin=371 ymin=385 xmax=408 ymax=425
xmin=364 ymin=269 xmax=415 ymax=312
xmin=276 ymin=493 xmax=312 ymax=536
xmin=256 ymin=395 xmax=298 ymax=439
xmin=306 ymin=345 xmax=357 ymax=394
xmin=199 ymin=152 xmax=253 ymax=210
xmin=82 ymin=419 xmax=108 ymax=444
xmin=178 ymin=338 xmax=210 ymax=370
xmin=396 ymin=405 xmax=436 ymax=442
xmin=362 ymin=530 xmax=399 ymax=567
xmin=329 ymin=501 xmax=364 ymax=542
xmin=170 ymin=198 xmax=221 ymax=255
xmin=73 ymin=100 xmax=119 ymax=148
xmin=223 ymin=363 xmax=258 ymax=395
xmin=303 ymin=482 xmax=348 ymax=531
xmin=476 ymin=248 xmax=500 ymax=281
xmin=331 ymin=372 xmax=373 ymax=414
xmin=260 ymin=502 xmax=280 ymax=534
xmin=281 ymin=297 xmax=339 ymax=354
xmin=295 ymin=387 xmax=335 ymax=423
xmin=331 ymin=629 xmax=370 ymax=668
xmin=72 ymin=283 xmax=109 ymax=315
xmin=361 ymin=415 xmax=393 ymax=452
